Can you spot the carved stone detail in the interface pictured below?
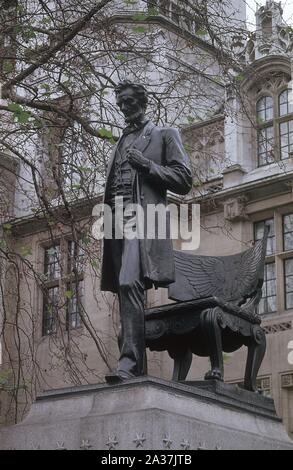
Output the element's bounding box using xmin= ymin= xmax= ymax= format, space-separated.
xmin=162 ymin=435 xmax=173 ymax=449
xmin=56 ymin=441 xmax=66 ymax=450
xmin=106 ymin=435 xmax=119 ymax=450
xmin=197 ymin=442 xmax=208 ymax=450
xmin=133 ymin=433 xmax=146 ymax=448
xmin=223 ymin=196 xmax=248 ymax=222
xmin=180 ymin=439 xmax=191 ymax=450
xmin=80 ymin=439 xmax=92 ymax=450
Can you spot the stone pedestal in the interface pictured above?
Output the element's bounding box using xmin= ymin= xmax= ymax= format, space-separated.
xmin=0 ymin=376 xmax=293 ymax=450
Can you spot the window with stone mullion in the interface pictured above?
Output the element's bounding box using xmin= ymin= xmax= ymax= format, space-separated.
xmin=258 ymin=262 xmax=277 ymax=315
xmin=283 ymin=213 xmax=293 ymax=310
xmin=254 ymin=219 xmax=277 ymax=315
xmin=278 ymin=88 xmax=293 ymax=161
xmin=43 ymin=245 xmax=61 ymax=336
xmin=66 ymin=240 xmax=84 ymax=330
xmin=257 ymin=95 xmax=274 ymax=167
xmin=284 ymin=258 xmax=293 ymax=310
xmin=283 ymin=213 xmax=293 ymax=252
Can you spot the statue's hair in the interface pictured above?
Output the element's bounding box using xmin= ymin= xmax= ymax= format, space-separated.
xmin=115 ymin=80 xmax=148 ymax=110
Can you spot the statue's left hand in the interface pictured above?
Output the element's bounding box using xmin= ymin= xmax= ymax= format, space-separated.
xmin=127 ymin=149 xmax=151 ymax=173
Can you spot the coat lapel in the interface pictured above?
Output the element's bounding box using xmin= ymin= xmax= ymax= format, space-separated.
xmin=133 ymin=121 xmax=155 ymax=155
xmin=105 ymin=121 xmax=155 ymax=186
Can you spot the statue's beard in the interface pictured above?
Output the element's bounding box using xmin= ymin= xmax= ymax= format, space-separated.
xmin=125 ymin=108 xmax=144 ymax=125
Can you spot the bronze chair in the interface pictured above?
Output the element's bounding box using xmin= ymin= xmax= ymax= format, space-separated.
xmin=145 ymin=229 xmax=268 ymax=391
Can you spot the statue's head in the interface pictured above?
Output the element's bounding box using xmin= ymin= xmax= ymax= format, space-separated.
xmin=115 ymin=80 xmax=148 ymax=124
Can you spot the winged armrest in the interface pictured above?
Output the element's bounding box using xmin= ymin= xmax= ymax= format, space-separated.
xmin=213 ymin=296 xmax=261 ymax=325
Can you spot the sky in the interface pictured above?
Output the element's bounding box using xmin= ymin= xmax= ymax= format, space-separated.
xmin=245 ymin=0 xmax=293 ymax=29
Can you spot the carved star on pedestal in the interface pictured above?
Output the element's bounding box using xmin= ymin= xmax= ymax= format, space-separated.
xmin=56 ymin=442 xmax=67 ymax=450
xmin=215 ymin=445 xmax=222 ymax=450
xmin=32 ymin=444 xmax=41 ymax=450
xmin=80 ymin=439 xmax=92 ymax=450
xmin=163 ymin=435 xmax=173 ymax=449
xmin=181 ymin=439 xmax=191 ymax=450
xmin=106 ymin=435 xmax=119 ymax=450
xmin=133 ymin=434 xmax=146 ymax=448
xmin=197 ymin=442 xmax=208 ymax=450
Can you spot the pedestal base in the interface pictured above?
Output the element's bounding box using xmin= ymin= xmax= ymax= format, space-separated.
xmin=0 ymin=377 xmax=292 ymax=450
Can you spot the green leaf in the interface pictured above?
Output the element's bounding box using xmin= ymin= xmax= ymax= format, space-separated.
xmin=78 ymin=166 xmax=91 ymax=173
xmin=65 ymin=290 xmax=74 ymax=300
xmin=115 ymin=53 xmax=127 ymax=62
xmin=3 ymin=60 xmax=14 ymax=73
xmin=21 ymin=246 xmax=32 ymax=257
xmin=98 ymin=128 xmax=113 ymax=139
xmin=196 ymin=28 xmax=207 ymax=37
xmin=17 ymin=111 xmax=31 ymax=123
xmin=147 ymin=7 xmax=159 ymax=16
xmin=8 ymin=103 xmax=32 ymax=123
xmin=23 ymin=28 xmax=36 ymax=40
xmin=40 ymin=83 xmax=50 ymax=92
xmin=3 ymin=223 xmax=12 ymax=231
xmin=235 ymin=74 xmax=245 ymax=82
xmin=132 ymin=13 xmax=148 ymax=21
xmin=187 ymin=116 xmax=196 ymax=124
xmin=0 ymin=239 xmax=7 ymax=250
xmin=133 ymin=26 xmax=146 ymax=33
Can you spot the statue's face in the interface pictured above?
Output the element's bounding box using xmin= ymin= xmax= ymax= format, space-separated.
xmin=116 ymin=87 xmax=144 ymax=124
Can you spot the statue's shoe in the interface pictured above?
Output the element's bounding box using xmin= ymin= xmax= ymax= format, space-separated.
xmin=105 ymin=371 xmax=135 ymax=385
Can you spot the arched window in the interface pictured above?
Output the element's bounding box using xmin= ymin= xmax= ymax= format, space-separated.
xmin=256 ymin=87 xmax=293 ymax=167
xmin=257 ymin=95 xmax=274 ymax=166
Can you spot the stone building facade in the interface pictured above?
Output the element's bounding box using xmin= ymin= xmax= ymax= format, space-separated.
xmin=0 ymin=0 xmax=293 ymax=441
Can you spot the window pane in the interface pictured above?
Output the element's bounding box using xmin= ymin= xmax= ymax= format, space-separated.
xmin=280 ymin=121 xmax=293 ymax=160
xmin=283 ymin=214 xmax=293 ymax=251
xmin=254 ymin=219 xmax=275 ymax=255
xmin=257 ymin=126 xmax=274 ymax=166
xmin=43 ymin=286 xmax=59 ymax=335
xmin=267 ymin=296 xmax=277 ymax=313
xmin=44 ymin=245 xmax=60 ymax=280
xmin=285 ymin=257 xmax=293 ymax=275
xmin=68 ymin=240 xmax=85 ymax=274
xmin=285 ymin=258 xmax=293 ymax=309
xmin=258 ymin=262 xmax=277 ymax=314
xmin=257 ymin=96 xmax=273 ymax=122
xmin=67 ymin=282 xmax=83 ymax=329
xmin=279 ymin=89 xmax=293 ymax=117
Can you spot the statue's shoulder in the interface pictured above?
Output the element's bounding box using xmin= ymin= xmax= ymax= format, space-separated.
xmin=155 ymin=126 xmax=181 ymax=141
xmin=152 ymin=125 xmax=181 ymax=138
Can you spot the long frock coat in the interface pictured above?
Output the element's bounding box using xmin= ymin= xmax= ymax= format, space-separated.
xmin=100 ymin=121 xmax=193 ymax=293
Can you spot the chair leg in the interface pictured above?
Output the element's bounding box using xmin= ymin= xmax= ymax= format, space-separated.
xmin=168 ymin=348 xmax=193 ymax=381
xmin=200 ymin=308 xmax=224 ymax=381
xmin=244 ymin=327 xmax=266 ymax=392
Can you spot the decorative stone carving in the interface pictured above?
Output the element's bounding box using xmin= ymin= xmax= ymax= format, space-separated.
xmin=197 ymin=442 xmax=208 ymax=450
xmin=223 ymin=196 xmax=248 ymax=222
xmin=281 ymin=373 xmax=293 ymax=388
xmin=162 ymin=435 xmax=173 ymax=449
xmin=255 ymin=74 xmax=289 ymax=98
xmin=80 ymin=439 xmax=92 ymax=450
xmin=180 ymin=439 xmax=191 ymax=450
xmin=106 ymin=435 xmax=119 ymax=450
xmin=182 ymin=118 xmax=226 ymax=185
xmin=56 ymin=441 xmax=66 ymax=450
xmin=133 ymin=434 xmax=146 ymax=448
